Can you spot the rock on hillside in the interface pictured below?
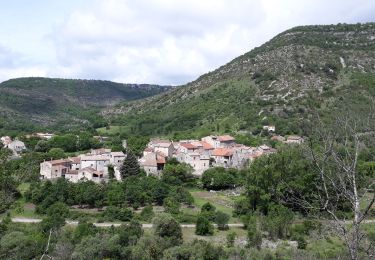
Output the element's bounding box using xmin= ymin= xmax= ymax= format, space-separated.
xmin=105 ymin=23 xmax=375 ymax=136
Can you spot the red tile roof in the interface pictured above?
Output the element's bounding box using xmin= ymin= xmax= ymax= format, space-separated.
xmin=212 ymin=148 xmax=234 ymax=157
xmin=200 ymin=141 xmax=214 ymax=150
xmin=48 ymin=159 xmax=71 ymax=165
xmin=218 ymin=135 xmax=235 ymax=142
xmin=180 ymin=143 xmax=197 ymax=149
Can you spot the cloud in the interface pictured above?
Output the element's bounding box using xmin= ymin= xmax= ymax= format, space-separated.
xmin=0 ymin=0 xmax=374 ymax=84
xmin=51 ymin=0 xmax=267 ymax=85
xmin=0 ymin=45 xmax=47 ymax=82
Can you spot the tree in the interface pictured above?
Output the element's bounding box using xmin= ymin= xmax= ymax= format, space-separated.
xmin=163 ymin=197 xmax=180 ymax=215
xmin=243 ymin=146 xmax=316 ymax=215
xmin=263 ymin=204 xmax=294 ymax=240
xmin=293 ymin=112 xmax=375 ymax=259
xmin=299 ymin=113 xmax=375 ymax=260
xmin=118 ymin=220 xmax=143 ymax=246
xmin=195 ymin=214 xmax=214 ymax=236
xmin=108 ymin=165 xmax=115 ymax=180
xmin=40 ymin=201 xmax=69 ymax=232
xmin=72 ymin=233 xmax=121 ymax=260
xmin=0 ymin=231 xmax=44 ymax=259
xmin=35 ymin=140 xmax=49 ymax=152
xmin=161 ymin=162 xmax=195 ymax=186
xmin=73 ymin=221 xmax=97 ymax=243
xmin=215 ymin=210 xmax=230 ymax=230
xmin=120 ymin=150 xmax=140 ymax=179
xmin=140 ymin=205 xmax=155 ymax=222
xmin=152 ymin=213 xmax=182 ymax=246
xmin=247 ymin=216 xmax=262 ymax=250
xmin=47 ymin=148 xmax=65 ymax=160
xmin=201 ymin=202 xmax=216 ymax=221
xmin=103 ymin=206 xmax=133 ymax=221
xmin=201 ymin=167 xmax=236 ymax=190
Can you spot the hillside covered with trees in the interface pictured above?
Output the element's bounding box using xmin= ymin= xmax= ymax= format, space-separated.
xmin=105 ymin=23 xmax=375 ymax=138
xmin=0 ymin=77 xmax=171 ymax=135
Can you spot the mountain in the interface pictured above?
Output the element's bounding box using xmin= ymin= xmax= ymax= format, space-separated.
xmin=105 ymin=23 xmax=375 ymax=137
xmin=0 ymin=77 xmax=171 ymax=133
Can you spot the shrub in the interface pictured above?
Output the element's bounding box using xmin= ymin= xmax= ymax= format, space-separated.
xmin=201 ymin=202 xmax=216 ymax=221
xmin=215 ymin=211 xmax=230 ymax=230
xmin=152 ymin=213 xmax=183 ymax=246
xmin=196 ymin=215 xmax=214 ymax=236
xmin=297 ymin=236 xmax=307 ymax=249
xmin=226 ymin=232 xmax=237 ymax=247
xmin=103 ymin=206 xmax=133 ymax=221
xmin=201 ymin=167 xmax=236 ymax=190
xmin=140 ymin=205 xmax=154 ymax=222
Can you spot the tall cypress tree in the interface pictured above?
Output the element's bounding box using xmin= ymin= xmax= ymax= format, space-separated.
xmin=120 ymin=150 xmax=140 ymax=179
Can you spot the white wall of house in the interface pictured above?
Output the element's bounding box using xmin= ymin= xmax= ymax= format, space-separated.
xmin=144 ymin=165 xmax=159 ymax=176
xmin=212 ymin=155 xmax=233 ymax=168
xmin=78 ymin=169 xmax=103 ymax=183
xmin=40 ymin=162 xmax=70 ymax=179
xmin=110 ymin=152 xmax=125 ymax=165
xmin=114 ymin=166 xmax=122 ymax=181
xmin=7 ymin=140 xmax=26 ymax=154
xmin=154 ymin=143 xmax=174 ymax=157
xmin=201 ymin=136 xmax=220 ymax=148
xmin=81 ymin=158 xmax=109 ymax=173
xmin=65 ymin=173 xmax=79 ymax=183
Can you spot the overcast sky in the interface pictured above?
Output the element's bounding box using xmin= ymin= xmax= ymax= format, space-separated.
xmin=0 ymin=0 xmax=374 ymax=85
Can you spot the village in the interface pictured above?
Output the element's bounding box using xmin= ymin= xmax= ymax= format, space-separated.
xmin=0 ymin=130 xmax=303 ymax=184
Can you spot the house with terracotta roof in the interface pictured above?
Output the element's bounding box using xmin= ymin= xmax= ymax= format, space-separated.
xmin=40 ymin=159 xmax=72 ymax=180
xmin=211 ymin=148 xmax=234 ymax=168
xmin=40 ymin=148 xmax=120 ymax=182
xmin=139 ymin=151 xmax=167 ymax=176
xmin=231 ymin=145 xmax=255 ymax=168
xmin=201 ymin=135 xmax=235 ymax=148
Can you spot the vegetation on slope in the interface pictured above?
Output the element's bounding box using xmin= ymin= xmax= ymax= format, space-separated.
xmin=0 ymin=77 xmax=171 ymax=135
xmin=105 ymin=23 xmax=375 ymax=138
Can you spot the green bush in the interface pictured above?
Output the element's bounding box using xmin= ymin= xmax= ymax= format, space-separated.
xmin=103 ymin=206 xmax=133 ymax=222
xmin=195 ymin=215 xmax=214 ymax=236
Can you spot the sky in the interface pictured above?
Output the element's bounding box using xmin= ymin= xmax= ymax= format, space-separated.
xmin=0 ymin=0 xmax=374 ymax=85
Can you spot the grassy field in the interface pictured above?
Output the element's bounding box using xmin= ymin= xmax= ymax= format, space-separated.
xmin=96 ymin=125 xmax=124 ymax=135
xmin=185 ymin=188 xmax=241 ymax=223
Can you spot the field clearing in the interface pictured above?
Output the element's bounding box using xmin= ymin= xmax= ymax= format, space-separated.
xmin=188 ymin=189 xmax=242 ymax=223
xmin=96 ymin=125 xmax=125 ymax=135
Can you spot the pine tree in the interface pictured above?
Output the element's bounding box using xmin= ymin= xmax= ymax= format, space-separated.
xmin=120 ymin=150 xmax=140 ymax=179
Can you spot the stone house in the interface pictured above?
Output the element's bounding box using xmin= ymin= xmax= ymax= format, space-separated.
xmin=0 ymin=136 xmax=12 ymax=146
xmin=80 ymin=155 xmax=110 ymax=176
xmin=40 ymin=159 xmax=71 ymax=179
xmin=139 ymin=152 xmax=166 ymax=176
xmin=285 ymin=135 xmax=304 ymax=144
xmin=201 ymin=135 xmax=235 ymax=148
xmin=211 ymin=148 xmax=234 ymax=168
xmin=7 ymin=140 xmax=26 ymax=154
xmin=110 ymin=151 xmax=126 ymax=165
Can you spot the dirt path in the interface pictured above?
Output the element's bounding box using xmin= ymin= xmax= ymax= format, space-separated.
xmin=6 ymin=218 xmax=375 ymax=228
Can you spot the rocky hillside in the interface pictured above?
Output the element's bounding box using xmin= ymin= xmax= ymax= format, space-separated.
xmin=0 ymin=77 xmax=171 ymax=133
xmin=105 ymin=23 xmax=375 ymax=137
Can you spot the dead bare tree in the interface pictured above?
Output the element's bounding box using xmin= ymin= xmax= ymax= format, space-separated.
xmin=305 ymin=113 xmax=375 ymax=260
